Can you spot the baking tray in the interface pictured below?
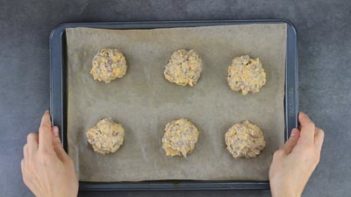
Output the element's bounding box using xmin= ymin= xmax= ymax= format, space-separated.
xmin=49 ymin=19 xmax=298 ymax=191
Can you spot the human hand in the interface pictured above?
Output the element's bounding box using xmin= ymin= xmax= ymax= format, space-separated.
xmin=269 ymin=112 xmax=324 ymax=197
xmin=21 ymin=111 xmax=78 ymax=197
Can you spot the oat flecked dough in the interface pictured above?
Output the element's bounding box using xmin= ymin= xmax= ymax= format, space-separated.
xmin=86 ymin=118 xmax=125 ymax=155
xmin=162 ymin=118 xmax=200 ymax=157
xmin=225 ymin=120 xmax=266 ymax=159
xmin=164 ymin=49 xmax=203 ymax=87
xmin=227 ymin=55 xmax=266 ymax=95
xmin=90 ymin=48 xmax=127 ymax=83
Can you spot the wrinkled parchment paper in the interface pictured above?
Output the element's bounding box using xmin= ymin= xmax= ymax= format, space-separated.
xmin=66 ymin=23 xmax=287 ymax=182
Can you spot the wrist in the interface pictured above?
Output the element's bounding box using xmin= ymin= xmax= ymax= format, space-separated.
xmin=271 ymin=188 xmax=301 ymax=197
xmin=50 ymin=192 xmax=77 ymax=197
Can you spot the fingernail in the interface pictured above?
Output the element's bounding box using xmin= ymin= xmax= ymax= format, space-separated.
xmin=299 ymin=112 xmax=305 ymax=118
xmin=290 ymin=129 xmax=299 ymax=137
xmin=53 ymin=126 xmax=59 ymax=137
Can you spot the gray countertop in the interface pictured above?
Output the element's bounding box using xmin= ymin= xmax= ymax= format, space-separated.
xmin=0 ymin=0 xmax=350 ymax=196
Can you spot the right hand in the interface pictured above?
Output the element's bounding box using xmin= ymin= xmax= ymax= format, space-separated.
xmin=269 ymin=112 xmax=324 ymax=197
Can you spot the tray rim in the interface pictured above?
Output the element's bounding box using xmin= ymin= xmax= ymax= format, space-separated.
xmin=49 ymin=19 xmax=299 ymax=191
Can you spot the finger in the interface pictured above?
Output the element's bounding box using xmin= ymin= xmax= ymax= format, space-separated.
xmin=39 ymin=111 xmax=54 ymax=152
xmin=314 ymin=127 xmax=322 ymax=137
xmin=21 ymin=159 xmax=28 ymax=182
xmin=52 ymin=126 xmax=69 ymax=162
xmin=27 ymin=133 xmax=38 ymax=156
xmin=21 ymin=159 xmax=25 ymax=176
xmin=53 ymin=126 xmax=60 ymax=138
xmin=23 ymin=144 xmax=29 ymax=158
xmin=298 ymin=112 xmax=315 ymax=144
xmin=282 ymin=128 xmax=300 ymax=154
xmin=21 ymin=159 xmax=31 ymax=187
xmin=314 ymin=128 xmax=325 ymax=153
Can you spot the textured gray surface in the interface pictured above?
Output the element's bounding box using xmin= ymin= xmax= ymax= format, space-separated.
xmin=0 ymin=0 xmax=350 ymax=197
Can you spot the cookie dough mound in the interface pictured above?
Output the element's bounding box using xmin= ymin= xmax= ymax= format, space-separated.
xmin=86 ymin=118 xmax=125 ymax=155
xmin=162 ymin=118 xmax=200 ymax=157
xmin=164 ymin=49 xmax=203 ymax=87
xmin=90 ymin=48 xmax=127 ymax=83
xmin=225 ymin=120 xmax=266 ymax=159
xmin=227 ymin=55 xmax=266 ymax=95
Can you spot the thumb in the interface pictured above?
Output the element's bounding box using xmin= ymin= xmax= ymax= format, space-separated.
xmin=282 ymin=128 xmax=300 ymax=154
xmin=52 ymin=126 xmax=69 ymax=162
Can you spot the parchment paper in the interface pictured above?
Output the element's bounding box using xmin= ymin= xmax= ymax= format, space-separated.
xmin=66 ymin=23 xmax=287 ymax=182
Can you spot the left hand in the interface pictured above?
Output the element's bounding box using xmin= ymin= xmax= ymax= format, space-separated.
xmin=21 ymin=111 xmax=78 ymax=197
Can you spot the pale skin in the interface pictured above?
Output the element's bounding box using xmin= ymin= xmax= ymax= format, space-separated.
xmin=269 ymin=112 xmax=324 ymax=197
xmin=21 ymin=111 xmax=78 ymax=197
xmin=22 ymin=111 xmax=324 ymax=197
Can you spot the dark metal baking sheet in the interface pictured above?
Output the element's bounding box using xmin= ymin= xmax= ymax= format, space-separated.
xmin=49 ymin=19 xmax=298 ymax=191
